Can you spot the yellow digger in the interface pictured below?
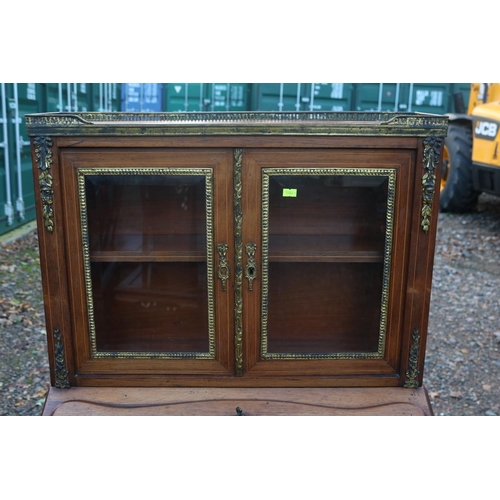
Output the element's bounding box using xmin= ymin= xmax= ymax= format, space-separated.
xmin=440 ymin=83 xmax=500 ymax=212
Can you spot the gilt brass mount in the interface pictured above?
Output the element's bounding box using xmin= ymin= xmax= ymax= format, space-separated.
xmin=53 ymin=328 xmax=70 ymax=388
xmin=421 ymin=136 xmax=443 ymax=233
xmin=244 ymin=243 xmax=258 ymax=291
xmin=34 ymin=136 xmax=54 ymax=233
xmin=233 ymin=148 xmax=244 ymax=376
xmin=217 ymin=244 xmax=230 ymax=291
xmin=403 ymin=329 xmax=421 ymax=388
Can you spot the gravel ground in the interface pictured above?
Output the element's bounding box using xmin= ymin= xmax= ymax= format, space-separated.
xmin=0 ymin=230 xmax=49 ymax=416
xmin=1 ymin=194 xmax=499 ymax=416
xmin=425 ymin=193 xmax=500 ymax=416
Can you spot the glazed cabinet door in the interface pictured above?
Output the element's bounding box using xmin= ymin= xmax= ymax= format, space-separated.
xmin=60 ymin=148 xmax=235 ymax=381
xmin=241 ymin=149 xmax=415 ymax=383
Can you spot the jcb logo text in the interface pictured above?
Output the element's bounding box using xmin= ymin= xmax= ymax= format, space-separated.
xmin=475 ymin=120 xmax=498 ymax=139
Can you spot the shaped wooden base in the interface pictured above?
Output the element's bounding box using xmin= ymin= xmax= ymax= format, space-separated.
xmin=42 ymin=386 xmax=433 ymax=416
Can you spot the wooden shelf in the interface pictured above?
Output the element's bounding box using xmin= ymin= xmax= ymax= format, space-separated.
xmin=268 ymin=234 xmax=384 ymax=262
xmin=91 ymin=260 xmax=209 ymax=353
xmin=90 ymin=251 xmax=206 ymax=262
xmin=95 ymin=336 xmax=210 ymax=354
xmin=89 ymin=234 xmax=207 ymax=262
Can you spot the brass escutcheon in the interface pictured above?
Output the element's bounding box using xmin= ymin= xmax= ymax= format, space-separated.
xmin=244 ymin=243 xmax=258 ymax=291
xmin=217 ymin=243 xmax=230 ymax=291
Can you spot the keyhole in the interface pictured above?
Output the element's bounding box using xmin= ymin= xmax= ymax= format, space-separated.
xmin=248 ymin=267 xmax=254 ymax=276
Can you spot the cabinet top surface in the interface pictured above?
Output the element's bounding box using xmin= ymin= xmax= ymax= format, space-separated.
xmin=25 ymin=111 xmax=448 ymax=137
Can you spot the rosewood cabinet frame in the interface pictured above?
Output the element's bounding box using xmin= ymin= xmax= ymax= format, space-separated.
xmin=26 ymin=112 xmax=447 ymax=391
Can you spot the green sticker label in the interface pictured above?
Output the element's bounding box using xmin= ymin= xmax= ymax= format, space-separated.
xmin=283 ymin=188 xmax=297 ymax=197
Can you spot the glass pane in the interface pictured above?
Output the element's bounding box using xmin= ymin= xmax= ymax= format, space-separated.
xmin=263 ymin=172 xmax=393 ymax=357
xmin=91 ymin=262 xmax=209 ymax=353
xmin=268 ymin=174 xmax=388 ymax=259
xmin=267 ymin=262 xmax=384 ymax=354
xmin=81 ymin=173 xmax=213 ymax=356
xmin=85 ymin=175 xmax=207 ymax=258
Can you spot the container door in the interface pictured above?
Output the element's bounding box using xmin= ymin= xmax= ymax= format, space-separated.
xmin=205 ymin=84 xmax=249 ymax=112
xmin=164 ymin=83 xmax=250 ymax=112
xmin=354 ymin=83 xmax=403 ymax=111
xmin=165 ymin=83 xmax=204 ymax=111
xmin=299 ymin=83 xmax=353 ymax=112
xmin=0 ymin=83 xmax=41 ymax=235
xmin=251 ymin=83 xmax=352 ymax=112
xmin=406 ymin=83 xmax=451 ymax=114
xmin=122 ymin=83 xmax=164 ymax=112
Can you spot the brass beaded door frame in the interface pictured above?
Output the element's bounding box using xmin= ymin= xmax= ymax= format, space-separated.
xmin=77 ymin=167 xmax=216 ymax=360
xmin=259 ymin=167 xmax=397 ymax=360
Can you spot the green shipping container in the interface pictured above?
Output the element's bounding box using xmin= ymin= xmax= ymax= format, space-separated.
xmin=353 ymin=83 xmax=471 ymax=114
xmin=165 ymin=83 xmax=203 ymax=111
xmin=147 ymin=83 xmax=472 ymax=114
xmin=207 ymin=83 xmax=249 ymax=111
xmin=36 ymin=83 xmax=121 ymax=113
xmin=0 ymin=83 xmax=43 ymax=234
xmin=353 ymin=83 xmax=405 ymax=111
xmin=0 ymin=81 xmax=472 ymax=238
xmin=250 ymin=83 xmax=353 ymax=111
xmin=0 ymin=82 xmax=121 ymax=237
xmin=40 ymin=83 xmax=64 ymax=111
xmin=164 ymin=83 xmax=249 ymax=112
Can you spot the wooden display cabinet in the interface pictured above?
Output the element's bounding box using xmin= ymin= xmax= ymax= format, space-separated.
xmin=26 ymin=111 xmax=448 ymax=415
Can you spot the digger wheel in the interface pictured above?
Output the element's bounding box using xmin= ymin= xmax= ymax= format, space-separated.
xmin=439 ymin=123 xmax=479 ymax=213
